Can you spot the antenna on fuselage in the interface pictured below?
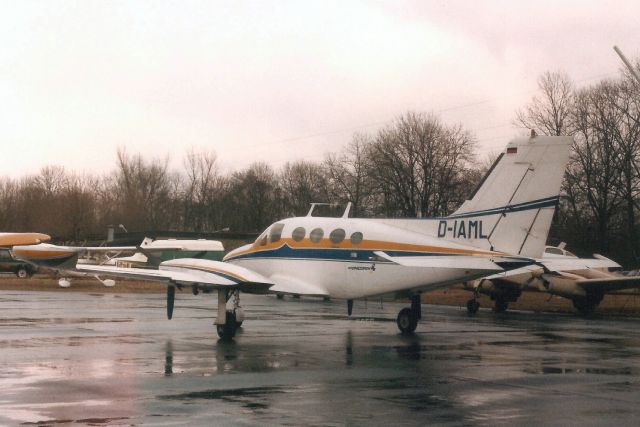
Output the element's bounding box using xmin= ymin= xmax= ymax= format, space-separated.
xmin=306 ymin=203 xmax=330 ymax=217
xmin=342 ymin=202 xmax=352 ymax=218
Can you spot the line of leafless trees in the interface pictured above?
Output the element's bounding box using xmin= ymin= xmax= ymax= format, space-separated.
xmin=0 ymin=111 xmax=479 ymax=240
xmin=516 ymin=67 xmax=640 ymax=266
xmin=1 ymin=64 xmax=639 ymax=266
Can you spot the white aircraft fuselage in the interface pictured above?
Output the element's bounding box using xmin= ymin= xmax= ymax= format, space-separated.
xmin=224 ymin=215 xmax=523 ymax=300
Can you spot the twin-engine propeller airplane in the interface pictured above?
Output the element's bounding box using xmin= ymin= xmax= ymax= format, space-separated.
xmin=463 ymin=244 xmax=640 ymax=315
xmin=78 ymin=134 xmax=572 ymax=340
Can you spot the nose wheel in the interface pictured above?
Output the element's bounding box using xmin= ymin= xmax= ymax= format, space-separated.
xmin=217 ymin=311 xmax=239 ymax=340
xmin=216 ymin=289 xmax=243 ymax=340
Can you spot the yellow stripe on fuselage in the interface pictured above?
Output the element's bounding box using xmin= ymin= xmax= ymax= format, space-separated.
xmin=228 ymin=237 xmax=503 ymax=259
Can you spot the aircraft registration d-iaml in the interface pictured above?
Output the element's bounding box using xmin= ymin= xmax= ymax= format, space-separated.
xmin=79 ymin=135 xmax=572 ymax=339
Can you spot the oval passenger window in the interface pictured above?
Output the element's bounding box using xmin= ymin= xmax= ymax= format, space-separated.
xmin=292 ymin=227 xmax=306 ymax=242
xmin=350 ymin=232 xmax=363 ymax=244
xmin=310 ymin=228 xmax=324 ymax=243
xmin=329 ymin=228 xmax=346 ymax=244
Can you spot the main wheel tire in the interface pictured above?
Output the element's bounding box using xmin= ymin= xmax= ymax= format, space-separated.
xmin=16 ymin=267 xmax=29 ymax=279
xmin=396 ymin=307 xmax=418 ymax=334
xmin=216 ymin=311 xmax=238 ymax=340
xmin=466 ymin=299 xmax=480 ymax=315
xmin=493 ymin=298 xmax=508 ymax=313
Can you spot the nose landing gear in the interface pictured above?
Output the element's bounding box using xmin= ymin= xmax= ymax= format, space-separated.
xmin=216 ymin=289 xmax=244 ymax=340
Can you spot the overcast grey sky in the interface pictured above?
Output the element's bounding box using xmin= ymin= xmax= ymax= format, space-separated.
xmin=1 ymin=0 xmax=639 ymax=178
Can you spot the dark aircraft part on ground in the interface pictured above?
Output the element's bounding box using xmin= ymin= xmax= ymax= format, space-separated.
xmin=217 ymin=311 xmax=238 ymax=340
xmin=411 ymin=294 xmax=422 ymax=320
xmin=572 ymin=292 xmax=605 ymax=315
xmin=167 ymin=285 xmax=175 ymax=320
xmin=493 ymin=297 xmax=509 ymax=313
xmin=467 ymin=298 xmax=480 ymax=314
xmin=396 ymin=307 xmax=418 ymax=334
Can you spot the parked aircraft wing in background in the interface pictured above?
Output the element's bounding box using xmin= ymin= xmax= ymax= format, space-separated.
xmin=0 ymin=233 xmax=50 ymax=247
xmin=464 ymin=245 xmax=640 ymax=315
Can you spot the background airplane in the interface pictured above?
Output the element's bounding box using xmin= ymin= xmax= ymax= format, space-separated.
xmin=463 ymin=244 xmax=640 ymax=315
xmin=78 ymin=135 xmax=572 ymax=340
xmin=12 ymin=238 xmax=225 ymax=287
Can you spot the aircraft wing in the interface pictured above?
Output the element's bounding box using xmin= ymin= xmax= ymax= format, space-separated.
xmin=77 ymin=259 xmax=274 ymax=293
xmin=0 ymin=232 xmax=50 ymax=247
xmin=576 ymin=276 xmax=640 ymax=293
xmin=539 ymin=256 xmax=621 ymax=272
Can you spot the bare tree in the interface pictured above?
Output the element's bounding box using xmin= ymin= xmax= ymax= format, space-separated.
xmin=115 ymin=148 xmax=175 ymax=231
xmin=367 ymin=112 xmax=476 ymax=218
xmin=182 ymin=148 xmax=221 ymax=231
xmin=324 ymin=133 xmax=373 ymax=217
xmin=515 ymin=71 xmax=574 ymax=136
xmin=566 ymin=84 xmax=623 ymax=252
xmin=279 ymin=160 xmax=330 ymax=217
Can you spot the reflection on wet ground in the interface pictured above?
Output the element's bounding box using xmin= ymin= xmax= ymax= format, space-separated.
xmin=1 ymin=291 xmax=639 ymax=425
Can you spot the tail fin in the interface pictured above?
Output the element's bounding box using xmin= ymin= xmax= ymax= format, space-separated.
xmin=447 ymin=135 xmax=572 ymax=257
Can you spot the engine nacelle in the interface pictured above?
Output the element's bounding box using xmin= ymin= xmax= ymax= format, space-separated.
xmin=540 ymin=272 xmax=586 ymax=299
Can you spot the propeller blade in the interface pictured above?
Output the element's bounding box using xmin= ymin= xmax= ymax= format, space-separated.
xmin=347 ymin=299 xmax=353 ymax=316
xmin=167 ymin=285 xmax=175 ymax=320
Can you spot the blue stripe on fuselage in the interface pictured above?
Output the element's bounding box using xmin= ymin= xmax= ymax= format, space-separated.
xmin=226 ymin=243 xmax=463 ymax=263
xmin=444 ymin=196 xmax=559 ymax=219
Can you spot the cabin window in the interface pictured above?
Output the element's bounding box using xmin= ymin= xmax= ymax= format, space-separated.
xmin=256 ymin=230 xmax=268 ymax=246
xmin=329 ymin=228 xmax=346 ymax=244
xmin=292 ymin=227 xmax=306 ymax=242
xmin=269 ymin=223 xmax=285 ymax=243
xmin=0 ymin=249 xmax=11 ymax=260
xmin=310 ymin=228 xmax=324 ymax=243
xmin=350 ymin=231 xmax=363 ymax=245
xmin=545 ymin=247 xmax=563 ymax=255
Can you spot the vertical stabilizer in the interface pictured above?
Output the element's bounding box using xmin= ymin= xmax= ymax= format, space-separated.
xmin=447 ymin=135 xmax=572 ymax=257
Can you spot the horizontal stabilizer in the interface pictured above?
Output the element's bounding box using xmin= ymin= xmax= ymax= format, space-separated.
xmin=373 ymin=251 xmax=503 ymax=272
xmin=577 ymin=276 xmax=640 ymax=293
xmin=540 ymin=257 xmax=621 ymax=272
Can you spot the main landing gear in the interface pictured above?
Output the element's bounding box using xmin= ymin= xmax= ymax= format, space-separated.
xmin=572 ymin=292 xmax=603 ymax=316
xmin=216 ymin=289 xmax=244 ymax=340
xmin=396 ymin=295 xmax=422 ymax=334
xmin=466 ymin=298 xmax=480 ymax=315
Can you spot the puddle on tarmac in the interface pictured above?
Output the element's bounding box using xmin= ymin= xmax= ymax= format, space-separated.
xmin=159 ymin=385 xmax=294 ymax=411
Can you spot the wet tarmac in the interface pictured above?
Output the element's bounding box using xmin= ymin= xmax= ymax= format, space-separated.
xmin=1 ymin=291 xmax=639 ymax=426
